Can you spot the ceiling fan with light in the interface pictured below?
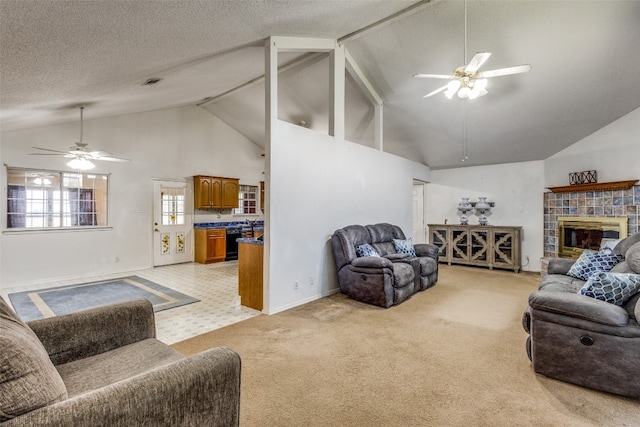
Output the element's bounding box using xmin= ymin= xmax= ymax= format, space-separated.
xmin=30 ymin=105 xmax=128 ymax=170
xmin=413 ymin=0 xmax=531 ymax=100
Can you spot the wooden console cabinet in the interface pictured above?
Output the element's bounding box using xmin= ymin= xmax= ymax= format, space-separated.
xmin=428 ymin=224 xmax=522 ymax=272
xmin=194 ymin=176 xmax=239 ymax=209
xmin=194 ymin=228 xmax=226 ymax=263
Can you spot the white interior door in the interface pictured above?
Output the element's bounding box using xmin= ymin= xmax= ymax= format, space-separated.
xmin=153 ymin=180 xmax=193 ymax=266
xmin=412 ymin=183 xmax=425 ymax=243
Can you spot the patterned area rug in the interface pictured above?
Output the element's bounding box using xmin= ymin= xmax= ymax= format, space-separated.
xmin=8 ymin=276 xmax=199 ymax=322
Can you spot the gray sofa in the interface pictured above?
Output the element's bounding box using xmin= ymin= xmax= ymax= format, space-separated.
xmin=0 ymin=297 xmax=241 ymax=426
xmin=522 ymin=232 xmax=640 ymax=398
xmin=331 ymin=223 xmax=439 ymax=308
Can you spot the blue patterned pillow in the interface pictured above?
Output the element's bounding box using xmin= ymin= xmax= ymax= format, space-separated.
xmin=578 ymin=272 xmax=640 ymax=305
xmin=355 ymin=243 xmax=380 ymax=257
xmin=567 ymin=250 xmax=622 ymax=280
xmin=393 ymin=238 xmax=416 ymax=257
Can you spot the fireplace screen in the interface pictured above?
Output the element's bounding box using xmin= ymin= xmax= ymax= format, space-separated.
xmin=558 ymin=217 xmax=628 ymax=258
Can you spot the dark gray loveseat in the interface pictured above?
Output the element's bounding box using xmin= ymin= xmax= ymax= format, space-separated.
xmin=0 ymin=297 xmax=241 ymax=426
xmin=331 ymin=223 xmax=439 ymax=308
xmin=522 ymin=232 xmax=640 ymax=398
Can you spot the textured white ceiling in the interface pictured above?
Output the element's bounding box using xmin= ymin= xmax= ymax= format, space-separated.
xmin=2 ymin=0 xmax=639 ymax=169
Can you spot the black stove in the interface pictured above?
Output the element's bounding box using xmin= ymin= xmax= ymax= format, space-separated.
xmin=225 ymin=227 xmax=242 ymax=261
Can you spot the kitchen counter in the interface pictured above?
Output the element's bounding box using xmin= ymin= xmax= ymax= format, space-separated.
xmin=236 ymin=237 xmax=263 ymax=245
xmin=238 ymin=240 xmax=263 ymax=311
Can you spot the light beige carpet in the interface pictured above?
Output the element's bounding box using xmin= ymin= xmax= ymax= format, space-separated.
xmin=172 ymin=265 xmax=640 ymax=426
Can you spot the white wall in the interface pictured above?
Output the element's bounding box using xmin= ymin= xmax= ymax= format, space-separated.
xmin=1 ymin=106 xmax=264 ymax=289
xmin=427 ymin=161 xmax=546 ymax=272
xmin=545 ymin=107 xmax=640 ymax=187
xmin=266 ymin=120 xmax=431 ymax=314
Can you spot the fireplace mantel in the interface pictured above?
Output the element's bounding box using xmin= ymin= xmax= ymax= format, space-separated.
xmin=546 ymin=180 xmax=638 ymax=193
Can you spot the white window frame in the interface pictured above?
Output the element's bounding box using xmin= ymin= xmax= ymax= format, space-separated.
xmin=5 ymin=167 xmax=110 ymax=232
xmin=235 ymin=184 xmax=259 ymax=215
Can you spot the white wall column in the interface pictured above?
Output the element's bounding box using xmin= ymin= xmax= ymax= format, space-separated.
xmin=263 ymin=36 xmax=279 ymax=313
xmin=329 ymin=45 xmax=345 ymax=139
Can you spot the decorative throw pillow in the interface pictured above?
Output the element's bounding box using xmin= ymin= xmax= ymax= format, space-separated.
xmin=567 ymin=249 xmax=622 ymax=281
xmin=393 ymin=238 xmax=416 ymax=257
xmin=599 ymin=238 xmax=621 ymax=255
xmin=0 ymin=297 xmax=68 ymax=422
xmin=578 ymin=272 xmax=640 ymax=305
xmin=355 ymin=243 xmax=380 ymax=257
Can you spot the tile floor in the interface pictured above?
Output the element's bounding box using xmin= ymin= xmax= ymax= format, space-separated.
xmin=1 ymin=261 xmax=262 ymax=345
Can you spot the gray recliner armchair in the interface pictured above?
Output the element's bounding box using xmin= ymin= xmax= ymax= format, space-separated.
xmin=522 ymin=232 xmax=640 ymax=398
xmin=0 ymin=297 xmax=241 ymax=426
xmin=331 ymin=223 xmax=439 ymax=308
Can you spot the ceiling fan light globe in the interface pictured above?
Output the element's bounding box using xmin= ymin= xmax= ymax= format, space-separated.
xmin=67 ymin=158 xmax=95 ymax=170
xmin=444 ymin=89 xmax=455 ymax=99
xmin=475 ymin=78 xmax=488 ymax=90
xmin=447 ymin=80 xmax=461 ymax=92
xmin=457 ymin=87 xmax=471 ymax=98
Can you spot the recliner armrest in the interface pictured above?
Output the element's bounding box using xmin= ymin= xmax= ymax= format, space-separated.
xmin=547 ymin=258 xmax=575 ymax=275
xmin=3 ymin=347 xmax=241 ymax=427
xmin=384 ymin=253 xmax=410 ymax=261
xmin=529 ymin=291 xmax=629 ymax=326
xmin=27 ymin=299 xmax=156 ymax=366
xmin=351 ymin=257 xmax=393 ymax=269
xmin=414 ymin=243 xmax=439 ymax=260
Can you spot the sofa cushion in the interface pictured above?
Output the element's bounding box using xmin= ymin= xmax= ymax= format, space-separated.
xmin=355 ymin=243 xmax=380 ymax=258
xmin=371 ymin=241 xmax=396 ymax=257
xmin=392 ymin=262 xmax=414 ymax=287
xmin=567 ymin=249 xmax=622 ymax=280
xmin=614 ymin=233 xmax=640 ymax=257
xmin=57 ymin=338 xmax=183 ymax=397
xmin=625 ymin=242 xmax=640 ymax=274
xmin=393 ymin=238 xmax=416 ymax=257
xmin=539 ymin=274 xmax=585 ymax=293
xmin=611 ymin=261 xmax=633 ymax=274
xmin=578 ymin=272 xmax=640 ymax=306
xmin=0 ymin=297 xmax=68 ymax=422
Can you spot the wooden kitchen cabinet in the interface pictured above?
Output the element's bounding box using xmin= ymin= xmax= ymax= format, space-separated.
xmin=194 ymin=228 xmax=226 ymax=263
xmin=193 ymin=176 xmax=239 ymax=209
xmin=428 ymin=224 xmax=522 ymax=272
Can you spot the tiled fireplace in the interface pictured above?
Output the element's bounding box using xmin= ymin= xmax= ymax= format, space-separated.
xmin=543 ymin=184 xmax=640 ymax=257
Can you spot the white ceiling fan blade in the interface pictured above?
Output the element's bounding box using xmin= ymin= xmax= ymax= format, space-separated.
xmin=480 ymin=64 xmax=532 ymax=78
xmin=31 ymin=146 xmax=68 ymax=154
xmin=95 ymin=156 xmax=129 ymax=162
xmin=413 ymin=73 xmax=454 ymax=80
xmin=88 ymin=151 xmax=129 ymax=162
xmin=423 ymin=84 xmax=449 ymax=98
xmin=464 ymin=52 xmax=491 ymax=73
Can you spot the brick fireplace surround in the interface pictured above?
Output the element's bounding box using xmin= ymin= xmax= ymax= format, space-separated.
xmin=543 ymin=185 xmax=640 ymax=257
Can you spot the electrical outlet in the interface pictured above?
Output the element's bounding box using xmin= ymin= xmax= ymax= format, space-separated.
xmin=309 ymin=277 xmax=314 ymax=286
xmin=294 ymin=280 xmax=299 ymax=290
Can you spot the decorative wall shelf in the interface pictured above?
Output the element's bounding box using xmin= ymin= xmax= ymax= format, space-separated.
xmin=546 ymin=180 xmax=638 ymax=194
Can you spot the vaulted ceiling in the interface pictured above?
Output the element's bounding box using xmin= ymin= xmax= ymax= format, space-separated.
xmin=2 ymin=0 xmax=639 ymax=169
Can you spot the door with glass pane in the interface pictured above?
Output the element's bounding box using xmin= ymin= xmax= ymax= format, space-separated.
xmin=153 ymin=180 xmax=193 ymax=266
